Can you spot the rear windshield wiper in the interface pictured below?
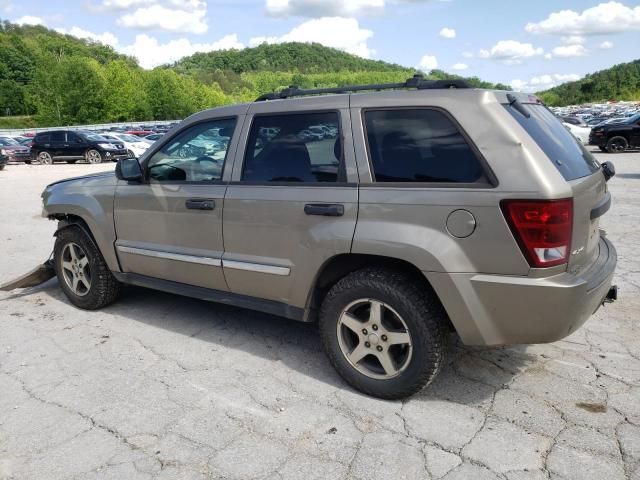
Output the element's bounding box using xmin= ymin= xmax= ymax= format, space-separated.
xmin=506 ymin=93 xmax=531 ymax=119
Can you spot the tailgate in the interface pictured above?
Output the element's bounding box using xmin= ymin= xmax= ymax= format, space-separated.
xmin=568 ymin=171 xmax=609 ymax=273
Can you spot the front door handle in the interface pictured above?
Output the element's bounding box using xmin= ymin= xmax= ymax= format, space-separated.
xmin=185 ymin=198 xmax=215 ymax=210
xmin=304 ymin=203 xmax=344 ymax=217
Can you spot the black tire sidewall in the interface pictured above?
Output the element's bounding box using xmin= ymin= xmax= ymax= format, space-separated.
xmin=319 ymin=270 xmax=445 ymax=399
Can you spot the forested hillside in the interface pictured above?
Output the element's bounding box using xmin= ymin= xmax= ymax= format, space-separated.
xmin=538 ymin=59 xmax=640 ymax=106
xmin=0 ymin=21 xmax=509 ymax=127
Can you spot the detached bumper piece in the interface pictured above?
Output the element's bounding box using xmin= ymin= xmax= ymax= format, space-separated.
xmin=0 ymin=259 xmax=55 ymax=291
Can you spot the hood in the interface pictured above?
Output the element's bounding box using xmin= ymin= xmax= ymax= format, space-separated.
xmin=45 ymin=170 xmax=116 ymax=189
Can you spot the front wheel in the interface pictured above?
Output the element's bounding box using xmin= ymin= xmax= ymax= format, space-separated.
xmin=607 ymin=136 xmax=628 ymax=153
xmin=599 ymin=146 xmax=607 ymax=152
xmin=85 ymin=149 xmax=103 ymax=164
xmin=54 ymin=226 xmax=121 ymax=310
xmin=319 ymin=267 xmax=448 ymax=399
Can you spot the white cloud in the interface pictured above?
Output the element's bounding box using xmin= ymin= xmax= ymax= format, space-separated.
xmin=250 ymin=17 xmax=374 ymax=58
xmin=98 ymin=0 xmax=149 ymax=9
xmin=418 ymin=54 xmax=438 ymax=71
xmin=121 ymin=33 xmax=244 ymax=69
xmin=478 ymin=40 xmax=544 ymax=64
xmin=550 ymin=44 xmax=588 ymax=58
xmin=14 ymin=15 xmax=45 ymax=26
xmin=451 ymin=63 xmax=468 ymax=70
xmin=599 ymin=40 xmax=614 ymax=49
xmin=118 ymin=3 xmax=208 ymax=34
xmin=560 ymin=35 xmax=585 ymax=45
xmin=439 ymin=27 xmax=456 ymax=39
xmin=511 ymin=73 xmax=581 ymax=92
xmin=55 ymin=26 xmax=119 ymax=48
xmin=1 ymin=0 xmax=13 ymax=13
xmin=525 ymin=1 xmax=640 ymax=35
xmin=265 ymin=0 xmax=384 ymax=17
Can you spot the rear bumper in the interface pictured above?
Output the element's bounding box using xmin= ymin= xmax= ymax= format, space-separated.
xmin=427 ymin=236 xmax=617 ymax=346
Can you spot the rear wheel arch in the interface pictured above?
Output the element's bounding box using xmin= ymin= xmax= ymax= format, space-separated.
xmin=306 ymin=254 xmax=451 ymax=327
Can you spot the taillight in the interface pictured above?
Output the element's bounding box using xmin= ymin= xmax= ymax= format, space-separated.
xmin=501 ymin=199 xmax=573 ymax=268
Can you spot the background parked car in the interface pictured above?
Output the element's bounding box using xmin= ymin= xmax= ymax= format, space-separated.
xmin=142 ymin=133 xmax=164 ymax=145
xmin=0 ymin=136 xmax=31 ymax=164
xmin=31 ymin=130 xmax=128 ymax=164
xmin=99 ymin=132 xmax=150 ymax=158
xmin=589 ymin=112 xmax=640 ymax=153
xmin=126 ymin=129 xmax=154 ymax=137
xmin=562 ymin=122 xmax=591 ymax=144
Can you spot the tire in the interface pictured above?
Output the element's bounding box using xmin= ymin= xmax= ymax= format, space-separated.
xmin=66 ymin=160 xmax=78 ymax=164
xmin=85 ymin=149 xmax=103 ymax=164
xmin=319 ymin=267 xmax=448 ymax=399
xmin=53 ymin=225 xmax=121 ymax=310
xmin=0 ymin=164 xmax=5 ymax=170
xmin=37 ymin=151 xmax=53 ymax=165
xmin=599 ymin=146 xmax=607 ymax=152
xmin=607 ymin=136 xmax=628 ymax=153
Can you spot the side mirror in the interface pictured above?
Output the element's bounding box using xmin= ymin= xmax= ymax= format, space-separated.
xmin=116 ymin=158 xmax=143 ymax=182
xmin=601 ymin=161 xmax=615 ymax=182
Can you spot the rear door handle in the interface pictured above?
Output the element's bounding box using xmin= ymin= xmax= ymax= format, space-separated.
xmin=185 ymin=198 xmax=215 ymax=210
xmin=304 ymin=203 xmax=344 ymax=217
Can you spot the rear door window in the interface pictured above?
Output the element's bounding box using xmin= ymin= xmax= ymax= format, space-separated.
xmin=243 ymin=112 xmax=341 ymax=183
xmin=504 ymin=103 xmax=600 ymax=181
xmin=363 ymin=109 xmax=489 ymax=184
xmin=50 ymin=131 xmax=66 ymax=142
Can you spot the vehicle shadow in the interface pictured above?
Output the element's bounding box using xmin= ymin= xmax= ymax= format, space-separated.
xmin=29 ymin=280 xmax=533 ymax=405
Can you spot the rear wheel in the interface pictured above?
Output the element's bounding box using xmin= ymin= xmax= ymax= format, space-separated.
xmin=54 ymin=226 xmax=121 ymax=310
xmin=319 ymin=267 xmax=448 ymax=399
xmin=607 ymin=136 xmax=628 ymax=153
xmin=37 ymin=151 xmax=53 ymax=165
xmin=85 ymin=149 xmax=103 ymax=164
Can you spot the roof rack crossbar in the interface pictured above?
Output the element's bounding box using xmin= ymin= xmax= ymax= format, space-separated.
xmin=255 ymin=74 xmax=471 ymax=101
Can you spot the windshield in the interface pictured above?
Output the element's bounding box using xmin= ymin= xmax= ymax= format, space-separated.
xmin=0 ymin=137 xmax=19 ymax=146
xmin=623 ymin=113 xmax=640 ymax=124
xmin=505 ymin=103 xmax=600 ymax=181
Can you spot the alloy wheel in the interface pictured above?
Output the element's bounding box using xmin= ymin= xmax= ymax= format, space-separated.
xmin=87 ymin=150 xmax=102 ymax=164
xmin=336 ymin=299 xmax=413 ymax=379
xmin=38 ymin=151 xmax=53 ymax=165
xmin=60 ymin=242 xmax=92 ymax=296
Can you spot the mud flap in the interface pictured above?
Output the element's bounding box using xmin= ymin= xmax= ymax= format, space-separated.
xmin=0 ymin=258 xmax=55 ymax=291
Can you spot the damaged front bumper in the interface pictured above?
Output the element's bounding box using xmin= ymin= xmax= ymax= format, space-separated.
xmin=0 ymin=258 xmax=55 ymax=291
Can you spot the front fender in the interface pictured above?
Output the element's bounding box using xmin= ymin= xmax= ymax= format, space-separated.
xmin=42 ymin=176 xmax=120 ymax=272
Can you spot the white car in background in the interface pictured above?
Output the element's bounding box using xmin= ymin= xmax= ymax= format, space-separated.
xmin=100 ymin=133 xmax=150 ymax=158
xmin=562 ymin=122 xmax=591 ymax=145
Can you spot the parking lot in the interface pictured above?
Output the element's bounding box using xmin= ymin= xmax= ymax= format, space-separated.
xmin=0 ymin=152 xmax=639 ymax=480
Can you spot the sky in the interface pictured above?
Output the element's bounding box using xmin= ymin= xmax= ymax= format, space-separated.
xmin=3 ymin=0 xmax=640 ymax=92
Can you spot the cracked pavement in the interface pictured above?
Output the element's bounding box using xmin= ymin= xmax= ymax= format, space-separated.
xmin=1 ymin=152 xmax=639 ymax=480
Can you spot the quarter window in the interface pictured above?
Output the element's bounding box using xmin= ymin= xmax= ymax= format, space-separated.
xmin=146 ymin=118 xmax=236 ymax=182
xmin=243 ymin=112 xmax=341 ymax=183
xmin=364 ymin=109 xmax=487 ymax=184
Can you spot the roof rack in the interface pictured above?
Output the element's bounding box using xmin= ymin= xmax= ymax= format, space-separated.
xmin=254 ymin=74 xmax=471 ymax=101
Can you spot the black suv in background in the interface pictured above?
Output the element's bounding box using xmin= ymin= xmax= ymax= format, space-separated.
xmin=589 ymin=113 xmax=640 ymax=153
xmin=31 ymin=130 xmax=128 ymax=164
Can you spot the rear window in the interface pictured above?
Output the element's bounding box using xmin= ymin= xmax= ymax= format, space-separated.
xmin=504 ymin=103 xmax=600 ymax=181
xmin=364 ymin=109 xmax=489 ymax=184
